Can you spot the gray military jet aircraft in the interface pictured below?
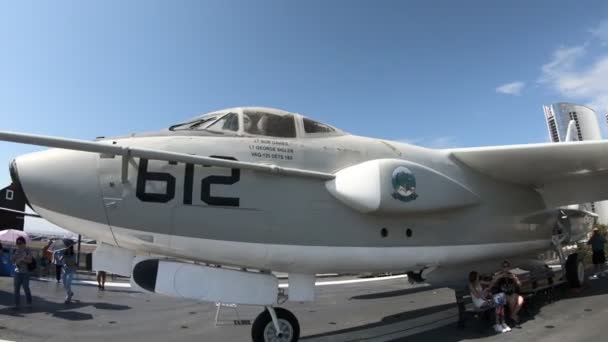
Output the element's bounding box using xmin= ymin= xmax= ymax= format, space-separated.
xmin=0 ymin=106 xmax=601 ymax=341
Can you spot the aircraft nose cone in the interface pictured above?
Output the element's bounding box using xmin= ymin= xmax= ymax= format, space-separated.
xmin=13 ymin=149 xmax=110 ymax=235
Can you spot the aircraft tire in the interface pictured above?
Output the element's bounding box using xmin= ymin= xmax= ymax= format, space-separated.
xmin=565 ymin=253 xmax=584 ymax=288
xmin=251 ymin=307 xmax=300 ymax=342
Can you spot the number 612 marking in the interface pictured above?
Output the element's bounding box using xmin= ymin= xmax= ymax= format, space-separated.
xmin=136 ymin=156 xmax=240 ymax=207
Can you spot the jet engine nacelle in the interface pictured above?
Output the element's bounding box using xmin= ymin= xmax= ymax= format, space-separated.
xmin=325 ymin=159 xmax=479 ymax=213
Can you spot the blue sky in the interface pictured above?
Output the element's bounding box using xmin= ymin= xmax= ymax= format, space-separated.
xmin=2 ymin=1 xmax=608 ymax=232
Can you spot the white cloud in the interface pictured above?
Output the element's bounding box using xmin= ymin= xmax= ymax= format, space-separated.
xmin=590 ymin=20 xmax=608 ymax=45
xmin=540 ymin=45 xmax=587 ymax=77
xmin=540 ymin=43 xmax=608 ymax=114
xmin=496 ymin=81 xmax=525 ymax=96
xmin=539 ymin=19 xmax=608 ymax=114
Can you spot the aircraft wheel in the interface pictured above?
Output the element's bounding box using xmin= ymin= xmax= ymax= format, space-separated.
xmin=565 ymin=253 xmax=584 ymax=288
xmin=251 ymin=307 xmax=300 ymax=342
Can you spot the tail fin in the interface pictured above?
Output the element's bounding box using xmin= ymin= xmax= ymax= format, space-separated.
xmin=0 ymin=183 xmax=26 ymax=231
xmin=0 ymin=183 xmax=26 ymax=211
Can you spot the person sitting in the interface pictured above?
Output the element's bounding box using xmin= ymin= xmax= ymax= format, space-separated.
xmin=493 ymin=260 xmax=524 ymax=326
xmin=469 ymin=271 xmax=509 ymax=333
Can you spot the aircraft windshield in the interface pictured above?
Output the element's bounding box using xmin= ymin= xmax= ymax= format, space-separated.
xmin=206 ymin=112 xmax=239 ymax=134
xmin=168 ymin=107 xmax=342 ymax=137
xmin=169 ymin=113 xmax=222 ymax=131
xmin=303 ymin=118 xmax=335 ymax=134
xmin=243 ymin=111 xmax=296 ymax=138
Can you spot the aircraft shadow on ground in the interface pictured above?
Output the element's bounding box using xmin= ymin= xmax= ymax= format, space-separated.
xmin=349 ymin=285 xmax=438 ymax=300
xmin=0 ymin=288 xmax=132 ymax=321
xmin=301 ymin=303 xmax=457 ymax=340
xmin=305 ymin=276 xmax=608 ymax=342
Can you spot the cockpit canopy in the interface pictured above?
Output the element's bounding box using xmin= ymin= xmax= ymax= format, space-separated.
xmin=170 ymin=107 xmax=343 ymax=138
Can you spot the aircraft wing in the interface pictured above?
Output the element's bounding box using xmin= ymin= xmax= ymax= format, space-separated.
xmin=0 ymin=131 xmax=334 ymax=180
xmin=447 ymin=140 xmax=608 ymax=207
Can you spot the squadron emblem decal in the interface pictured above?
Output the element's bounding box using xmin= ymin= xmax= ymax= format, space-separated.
xmin=391 ymin=166 xmax=418 ymax=202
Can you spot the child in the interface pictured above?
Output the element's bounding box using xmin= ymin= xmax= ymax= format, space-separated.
xmin=469 ymin=271 xmax=510 ymax=333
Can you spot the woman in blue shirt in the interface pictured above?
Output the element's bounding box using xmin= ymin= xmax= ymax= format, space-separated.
xmin=62 ymin=245 xmax=77 ymax=303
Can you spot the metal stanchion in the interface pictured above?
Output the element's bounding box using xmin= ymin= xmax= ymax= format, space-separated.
xmin=76 ymin=234 xmax=82 ymax=267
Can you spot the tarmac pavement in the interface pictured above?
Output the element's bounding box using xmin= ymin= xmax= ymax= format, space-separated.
xmin=0 ymin=273 xmax=606 ymax=342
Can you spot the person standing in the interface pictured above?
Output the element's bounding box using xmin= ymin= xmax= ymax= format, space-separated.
xmin=96 ymin=270 xmax=106 ymax=290
xmin=52 ymin=244 xmax=63 ymax=283
xmin=41 ymin=240 xmax=52 ymax=277
xmin=588 ymin=227 xmax=607 ymax=278
xmin=10 ymin=236 xmax=33 ymax=308
xmin=62 ymin=245 xmax=77 ymax=304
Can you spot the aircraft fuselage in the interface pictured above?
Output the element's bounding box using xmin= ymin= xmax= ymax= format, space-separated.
xmin=12 ymin=132 xmax=553 ymax=274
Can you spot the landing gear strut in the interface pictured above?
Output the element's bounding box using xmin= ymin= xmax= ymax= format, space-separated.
xmin=251 ymin=306 xmax=300 ymax=342
xmin=551 ymin=233 xmax=584 ymax=288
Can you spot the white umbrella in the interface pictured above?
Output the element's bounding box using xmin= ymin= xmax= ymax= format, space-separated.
xmin=47 ymin=238 xmax=76 ymax=252
xmin=0 ymin=229 xmax=30 ymax=244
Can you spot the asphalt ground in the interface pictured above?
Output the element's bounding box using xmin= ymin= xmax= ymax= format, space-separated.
xmin=0 ymin=273 xmax=606 ymax=342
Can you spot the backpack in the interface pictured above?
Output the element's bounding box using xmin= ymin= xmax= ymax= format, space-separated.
xmin=27 ymin=256 xmax=37 ymax=272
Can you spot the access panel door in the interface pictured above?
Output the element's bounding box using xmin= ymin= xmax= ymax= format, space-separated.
xmin=98 ymin=155 xmax=175 ymax=248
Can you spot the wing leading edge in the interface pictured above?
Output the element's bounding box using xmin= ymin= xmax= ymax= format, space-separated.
xmin=447 ymin=140 xmax=608 ymax=207
xmin=0 ymin=131 xmax=335 ymax=181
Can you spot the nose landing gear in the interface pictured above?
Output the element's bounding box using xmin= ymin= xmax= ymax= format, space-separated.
xmin=251 ymin=306 xmax=300 ymax=342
